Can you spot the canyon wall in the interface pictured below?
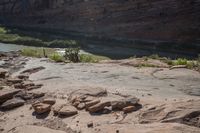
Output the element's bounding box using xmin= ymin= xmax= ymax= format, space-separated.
xmin=0 ymin=0 xmax=200 ymax=44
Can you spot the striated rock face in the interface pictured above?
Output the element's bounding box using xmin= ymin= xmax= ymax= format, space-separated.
xmin=0 ymin=0 xmax=200 ymax=43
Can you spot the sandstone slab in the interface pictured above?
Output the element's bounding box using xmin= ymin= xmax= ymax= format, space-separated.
xmin=0 ymin=98 xmax=25 ymax=110
xmin=85 ymin=99 xmax=100 ymax=109
xmin=0 ymin=89 xmax=21 ymax=103
xmin=88 ymin=101 xmax=111 ymax=113
xmin=111 ymin=96 xmax=139 ymax=110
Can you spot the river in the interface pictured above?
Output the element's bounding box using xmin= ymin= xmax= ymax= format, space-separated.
xmin=0 ymin=42 xmax=196 ymax=59
xmin=0 ymin=43 xmax=32 ymax=52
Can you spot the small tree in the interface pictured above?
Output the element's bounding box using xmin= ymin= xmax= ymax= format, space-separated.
xmin=64 ymin=47 xmax=80 ymax=62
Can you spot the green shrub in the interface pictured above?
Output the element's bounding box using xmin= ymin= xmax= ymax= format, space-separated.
xmin=21 ymin=48 xmax=41 ymax=57
xmin=21 ymin=48 xmax=55 ymax=58
xmin=64 ymin=47 xmax=80 ymax=62
xmin=173 ymin=58 xmax=188 ymax=65
xmin=0 ymin=27 xmax=7 ymax=34
xmin=47 ymin=40 xmax=78 ymax=48
xmin=186 ymin=61 xmax=196 ymax=69
xmin=49 ymin=53 xmax=64 ymax=62
xmin=80 ymin=54 xmax=98 ymax=63
xmin=198 ymin=54 xmax=200 ymax=63
xmin=159 ymin=57 xmax=173 ymax=65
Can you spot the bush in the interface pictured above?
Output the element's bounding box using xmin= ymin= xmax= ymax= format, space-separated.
xmin=21 ymin=48 xmax=41 ymax=57
xmin=0 ymin=27 xmax=7 ymax=34
xmin=21 ymin=48 xmax=55 ymax=58
xmin=173 ymin=58 xmax=188 ymax=65
xmin=47 ymin=40 xmax=78 ymax=48
xmin=49 ymin=53 xmax=64 ymax=62
xmin=80 ymin=54 xmax=98 ymax=63
xmin=198 ymin=54 xmax=200 ymax=63
xmin=64 ymin=47 xmax=80 ymax=62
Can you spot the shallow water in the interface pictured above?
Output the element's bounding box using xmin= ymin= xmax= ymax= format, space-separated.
xmin=0 ymin=43 xmax=30 ymax=52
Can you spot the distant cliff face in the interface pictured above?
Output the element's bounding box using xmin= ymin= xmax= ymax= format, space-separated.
xmin=0 ymin=0 xmax=200 ymax=43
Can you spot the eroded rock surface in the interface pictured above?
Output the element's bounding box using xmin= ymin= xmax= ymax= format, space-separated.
xmin=139 ymin=99 xmax=200 ymax=128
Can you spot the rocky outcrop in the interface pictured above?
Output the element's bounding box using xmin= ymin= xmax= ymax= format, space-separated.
xmin=0 ymin=0 xmax=200 ymax=45
xmin=139 ymin=99 xmax=200 ymax=128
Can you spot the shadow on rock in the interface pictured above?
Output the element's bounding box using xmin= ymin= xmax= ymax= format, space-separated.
xmin=32 ymin=111 xmax=50 ymax=119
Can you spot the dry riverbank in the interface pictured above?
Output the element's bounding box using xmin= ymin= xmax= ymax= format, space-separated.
xmin=0 ymin=51 xmax=200 ymax=133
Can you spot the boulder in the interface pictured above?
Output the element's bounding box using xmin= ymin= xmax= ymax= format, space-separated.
xmin=32 ymin=102 xmax=51 ymax=114
xmin=0 ymin=68 xmax=8 ymax=79
xmin=0 ymin=98 xmax=25 ymax=110
xmin=0 ymin=89 xmax=21 ymax=104
xmin=58 ymin=105 xmax=78 ymax=117
xmin=43 ymin=98 xmax=56 ymax=105
xmin=111 ymin=96 xmax=139 ymax=110
xmin=88 ymin=101 xmax=111 ymax=113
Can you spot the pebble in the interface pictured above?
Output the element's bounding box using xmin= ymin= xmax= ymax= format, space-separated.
xmin=87 ymin=121 xmax=94 ymax=128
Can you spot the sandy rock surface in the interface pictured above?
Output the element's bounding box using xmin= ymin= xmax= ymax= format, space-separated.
xmin=0 ymin=53 xmax=200 ymax=133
